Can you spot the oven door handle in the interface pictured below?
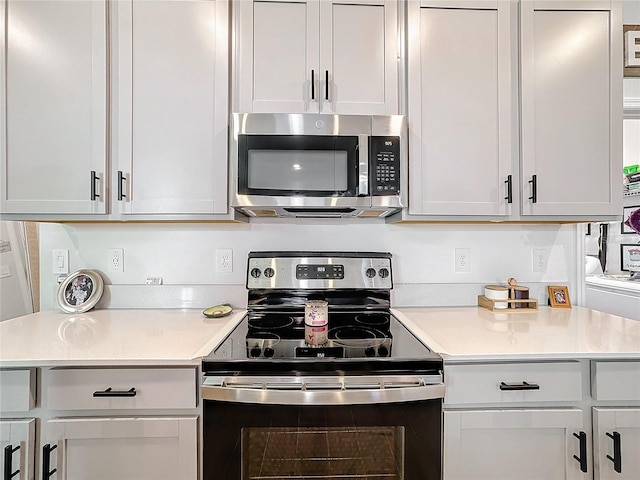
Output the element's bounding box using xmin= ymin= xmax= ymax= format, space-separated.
xmin=201 ymin=383 xmax=444 ymax=405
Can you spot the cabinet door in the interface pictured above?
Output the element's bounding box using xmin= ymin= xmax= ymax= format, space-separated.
xmin=319 ymin=0 xmax=398 ymax=114
xmin=444 ymin=409 xmax=588 ymax=480
xmin=114 ymin=0 xmax=228 ymax=215
xmin=43 ymin=416 xmax=197 ymax=480
xmin=520 ymin=0 xmax=622 ymax=217
xmin=407 ymin=0 xmax=516 ymax=216
xmin=0 ymin=0 xmax=107 ymax=215
xmin=235 ymin=0 xmax=318 ymax=113
xmin=593 ymin=408 xmax=640 ymax=480
xmin=0 ymin=419 xmax=35 ymax=480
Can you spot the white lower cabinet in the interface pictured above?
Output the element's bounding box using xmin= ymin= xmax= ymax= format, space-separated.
xmin=0 ymin=419 xmax=36 ymax=480
xmin=444 ymin=409 xmax=587 ymax=480
xmin=0 ymin=366 xmax=200 ymax=480
xmin=42 ymin=416 xmax=197 ymax=480
xmin=592 ymin=408 xmax=640 ymax=480
xmin=443 ymin=361 xmax=589 ymax=480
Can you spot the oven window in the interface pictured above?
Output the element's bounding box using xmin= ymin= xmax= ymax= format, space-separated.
xmin=243 ymin=426 xmax=404 ymax=479
xmin=237 ymin=134 xmax=359 ymax=196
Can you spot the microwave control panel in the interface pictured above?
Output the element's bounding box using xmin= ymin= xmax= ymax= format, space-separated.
xmin=370 ymin=136 xmax=400 ymax=195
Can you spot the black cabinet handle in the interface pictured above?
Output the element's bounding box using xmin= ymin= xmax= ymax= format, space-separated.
xmin=117 ymin=171 xmax=127 ymax=200
xmin=528 ymin=174 xmax=537 ymax=203
xmin=42 ymin=444 xmax=57 ymax=480
xmin=606 ymin=431 xmax=622 ymax=473
xmin=93 ymin=387 xmax=136 ymax=397
xmin=499 ymin=381 xmax=540 ymax=391
xmin=4 ymin=444 xmax=20 ymax=480
xmin=504 ymin=174 xmax=513 ymax=204
xmin=325 ymin=70 xmax=329 ymax=100
xmin=311 ymin=69 xmax=315 ymax=100
xmin=90 ymin=171 xmax=100 ymax=200
xmin=573 ymin=431 xmax=588 ymax=473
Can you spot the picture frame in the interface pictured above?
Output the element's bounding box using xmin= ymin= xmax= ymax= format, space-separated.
xmin=547 ymin=285 xmax=571 ymax=308
xmin=621 ymin=205 xmax=640 ymax=234
xmin=620 ymin=244 xmax=640 ymax=272
xmin=57 ymin=269 xmax=104 ymax=314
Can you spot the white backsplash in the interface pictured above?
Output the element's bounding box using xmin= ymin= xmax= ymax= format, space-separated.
xmin=38 ymin=221 xmax=580 ymax=311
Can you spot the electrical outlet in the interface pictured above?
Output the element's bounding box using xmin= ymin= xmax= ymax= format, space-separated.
xmin=455 ymin=248 xmax=471 ymax=273
xmin=532 ymin=248 xmax=548 ymax=273
xmin=108 ymin=248 xmax=124 ymax=273
xmin=216 ymin=249 xmax=233 ymax=273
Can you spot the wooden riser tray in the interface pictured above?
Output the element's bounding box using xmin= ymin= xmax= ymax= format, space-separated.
xmin=478 ymin=295 xmax=538 ymax=312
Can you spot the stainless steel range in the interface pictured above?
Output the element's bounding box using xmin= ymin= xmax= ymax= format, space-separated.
xmin=201 ymin=251 xmax=444 ymax=480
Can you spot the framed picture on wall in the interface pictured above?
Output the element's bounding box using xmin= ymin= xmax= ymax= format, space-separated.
xmin=620 ymin=244 xmax=640 ymax=272
xmin=622 ymin=205 xmax=640 ymax=234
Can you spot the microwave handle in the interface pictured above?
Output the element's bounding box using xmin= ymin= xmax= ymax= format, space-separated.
xmin=358 ymin=134 xmax=369 ymax=195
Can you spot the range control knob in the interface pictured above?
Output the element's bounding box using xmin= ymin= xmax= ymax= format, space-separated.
xmin=263 ymin=347 xmax=275 ymax=358
xmin=250 ymin=268 xmax=261 ymax=278
xmin=264 ymin=267 xmax=275 ymax=278
xmin=249 ymin=346 xmax=261 ymax=358
xmin=365 ymin=268 xmax=376 ymax=278
xmin=378 ymin=268 xmax=390 ymax=279
xmin=377 ymin=345 xmax=389 ymax=357
xmin=364 ymin=347 xmax=376 ymax=357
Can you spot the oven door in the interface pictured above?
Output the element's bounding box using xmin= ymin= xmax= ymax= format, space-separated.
xmin=202 ymin=376 xmax=443 ymax=480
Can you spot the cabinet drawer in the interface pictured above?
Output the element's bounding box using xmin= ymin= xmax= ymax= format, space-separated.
xmin=45 ymin=367 xmax=197 ymax=410
xmin=592 ymin=361 xmax=640 ymax=401
xmin=444 ymin=362 xmax=582 ymax=405
xmin=0 ymin=369 xmax=35 ymax=412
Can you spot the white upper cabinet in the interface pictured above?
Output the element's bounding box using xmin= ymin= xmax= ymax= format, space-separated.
xmin=402 ymin=0 xmax=622 ymax=222
xmin=0 ymin=0 xmax=108 ymax=215
xmin=520 ymin=0 xmax=622 ymax=217
xmin=407 ymin=0 xmax=517 ymax=217
xmin=234 ymin=0 xmax=399 ymax=115
xmin=113 ymin=0 xmax=229 ymax=216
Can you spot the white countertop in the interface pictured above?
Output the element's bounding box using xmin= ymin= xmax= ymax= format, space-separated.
xmin=586 ymin=275 xmax=640 ymax=293
xmin=1 ymin=306 xmax=639 ymax=367
xmin=0 ymin=309 xmax=244 ymax=367
xmin=393 ymin=305 xmax=640 ymax=362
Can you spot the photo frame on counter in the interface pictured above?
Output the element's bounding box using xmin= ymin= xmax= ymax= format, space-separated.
xmin=622 ymin=205 xmax=640 ymax=234
xmin=620 ymin=244 xmax=640 ymax=272
xmin=547 ymin=285 xmax=571 ymax=308
xmin=57 ymin=269 xmax=104 ymax=314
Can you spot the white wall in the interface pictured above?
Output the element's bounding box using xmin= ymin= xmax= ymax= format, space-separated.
xmin=38 ymin=221 xmax=580 ymax=311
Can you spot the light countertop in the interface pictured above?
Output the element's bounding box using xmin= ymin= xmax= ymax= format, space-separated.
xmin=586 ymin=275 xmax=640 ymax=293
xmin=0 ymin=309 xmax=245 ymax=367
xmin=393 ymin=305 xmax=640 ymax=362
xmin=1 ymin=306 xmax=639 ymax=367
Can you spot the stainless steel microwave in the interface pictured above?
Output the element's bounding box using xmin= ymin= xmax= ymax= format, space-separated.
xmin=230 ymin=113 xmax=407 ymax=218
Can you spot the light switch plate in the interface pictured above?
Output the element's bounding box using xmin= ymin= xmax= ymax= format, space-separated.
xmin=52 ymin=249 xmax=69 ymax=274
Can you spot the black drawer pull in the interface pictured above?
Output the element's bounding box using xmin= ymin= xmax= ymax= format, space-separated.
xmin=42 ymin=444 xmax=57 ymax=480
xmin=606 ymin=431 xmax=622 ymax=473
xmin=4 ymin=444 xmax=20 ymax=480
xmin=93 ymin=387 xmax=137 ymax=397
xmin=573 ymin=431 xmax=588 ymax=473
xmin=499 ymin=381 xmax=540 ymax=391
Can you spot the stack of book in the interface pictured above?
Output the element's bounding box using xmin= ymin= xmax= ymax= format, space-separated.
xmin=624 ymin=164 xmax=640 ymax=196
